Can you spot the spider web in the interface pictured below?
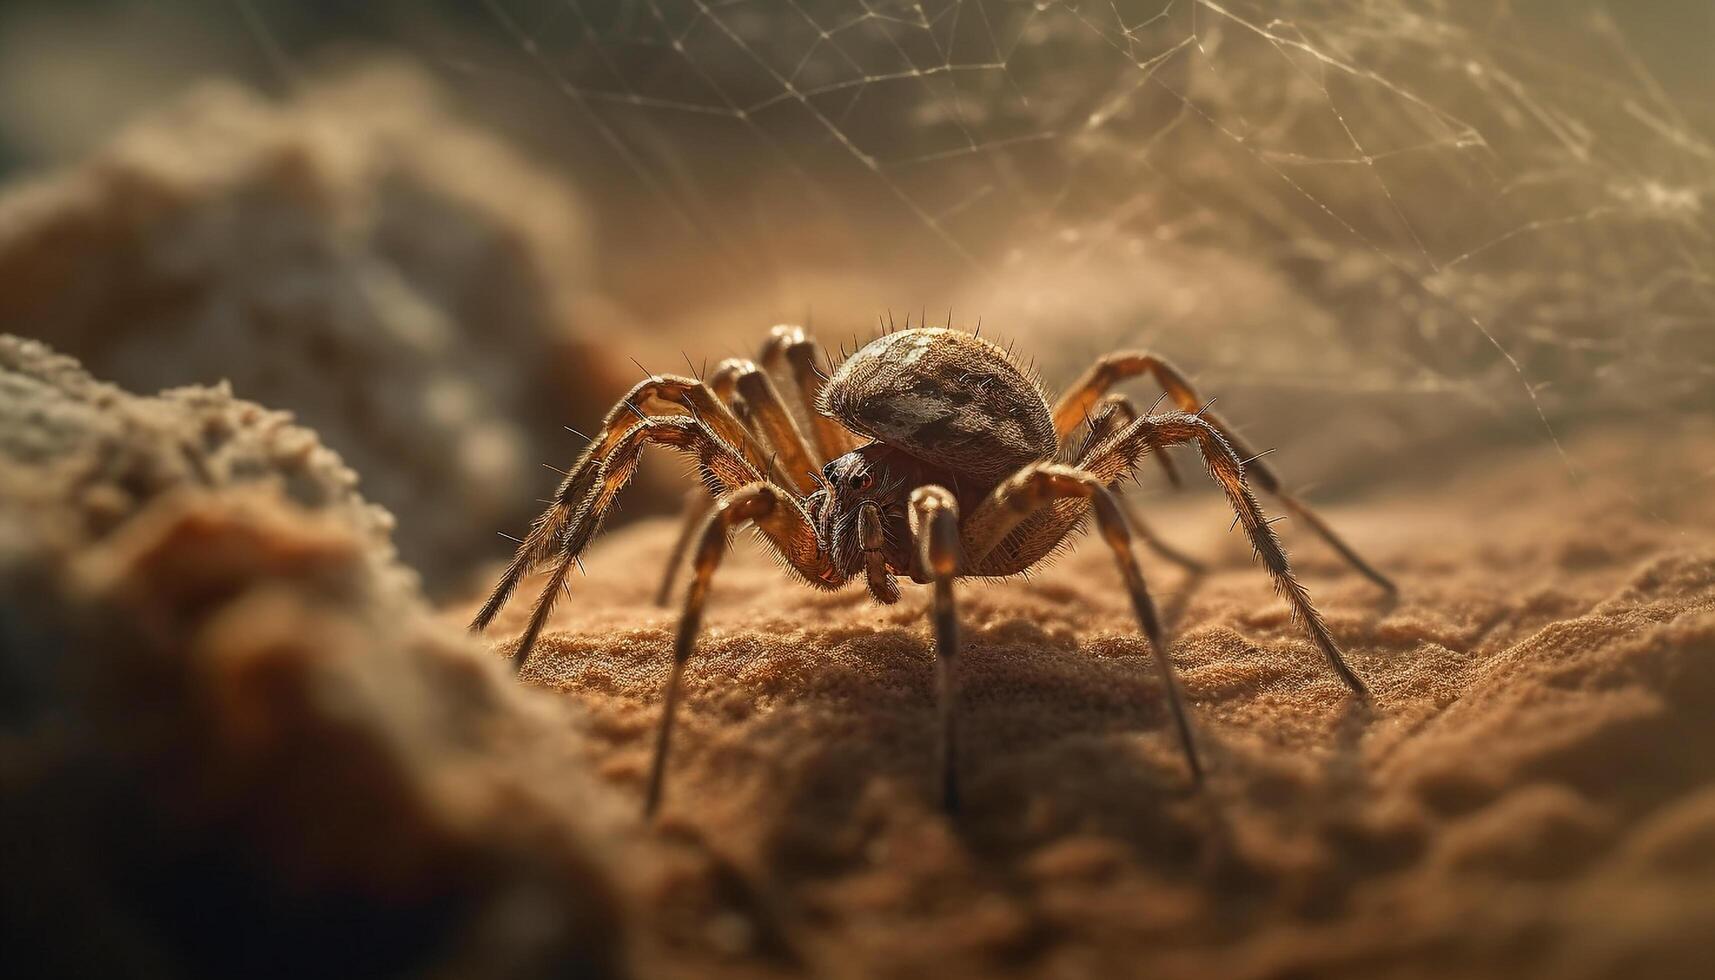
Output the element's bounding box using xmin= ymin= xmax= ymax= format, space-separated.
xmin=256 ymin=0 xmax=1713 ymax=505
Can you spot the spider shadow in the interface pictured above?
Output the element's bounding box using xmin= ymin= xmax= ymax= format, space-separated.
xmin=1155 ymin=566 xmax=1205 ymax=634
xmin=733 ymin=574 xmax=1392 ymax=929
xmin=746 ymin=615 xmax=1225 ymax=889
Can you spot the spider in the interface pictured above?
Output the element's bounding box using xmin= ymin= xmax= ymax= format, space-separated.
xmin=472 ymin=324 xmax=1394 ymax=816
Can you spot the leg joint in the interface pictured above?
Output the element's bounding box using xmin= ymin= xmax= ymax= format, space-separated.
xmin=910 ymin=486 xmax=962 ymax=578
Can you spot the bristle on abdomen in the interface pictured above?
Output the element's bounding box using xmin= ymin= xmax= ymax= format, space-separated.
xmin=819 ymin=328 xmax=1056 ymax=486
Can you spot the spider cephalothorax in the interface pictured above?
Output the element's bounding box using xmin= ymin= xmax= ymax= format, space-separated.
xmin=805 ymin=443 xmax=948 ymax=598
xmin=473 ymin=324 xmax=1395 ymax=816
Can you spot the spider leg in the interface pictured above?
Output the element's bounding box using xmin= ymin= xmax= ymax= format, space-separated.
xmin=1054 ymin=351 xmax=1394 ymax=594
xmin=1078 ymin=395 xmax=1201 ymax=574
xmin=513 ymin=416 xmax=779 ymax=670
xmin=649 ymin=354 xmax=824 ymax=607
xmin=1069 ymin=392 xmax=1183 ymax=490
xmin=654 ymin=326 xmax=867 ymax=610
xmin=709 ymin=357 xmax=819 ymax=495
xmin=477 ymin=375 xmax=832 ymax=671
xmin=648 ymin=482 xmax=831 ymax=816
xmin=760 ymin=324 xmax=858 ymax=462
xmin=1082 ymin=412 xmax=1370 ymax=697
xmin=963 ymin=465 xmax=1203 ymax=784
xmin=909 ymin=485 xmax=963 ymax=812
xmin=654 ymin=488 xmax=715 ymax=607
xmin=472 ymin=374 xmax=777 ymax=637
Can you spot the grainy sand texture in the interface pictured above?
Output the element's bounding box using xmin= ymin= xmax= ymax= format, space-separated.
xmin=473 ymin=424 xmax=1715 ymax=980
xmin=6 ymin=326 xmax=1715 ymax=980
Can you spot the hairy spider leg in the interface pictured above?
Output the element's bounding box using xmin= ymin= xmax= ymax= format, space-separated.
xmin=909 ymin=486 xmax=963 ymax=812
xmin=474 ymin=372 xmax=813 ymax=669
xmin=1054 ymin=351 xmax=1395 ymax=594
xmin=657 ymin=326 xmax=862 ymax=606
xmin=760 ymin=324 xmax=858 ymax=462
xmin=471 ymin=374 xmax=772 ymax=638
xmin=1082 ymin=411 xmax=1369 ymax=697
xmin=961 ymin=465 xmax=1203 ymax=785
xmin=1069 ymin=391 xmax=1184 ymax=490
xmin=515 ymin=416 xmax=783 ymax=670
xmin=709 ymin=357 xmax=820 ymax=495
xmin=651 ymin=354 xmax=827 ymax=607
xmin=1075 ymin=394 xmax=1204 ymax=575
xmin=649 ymin=483 xmax=829 ymax=815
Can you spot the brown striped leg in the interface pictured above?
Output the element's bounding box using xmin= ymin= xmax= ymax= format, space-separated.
xmin=1083 ymin=413 xmax=1370 ymax=697
xmin=962 ymin=465 xmax=1203 ymax=784
xmin=1076 ymin=394 xmax=1202 ymax=574
xmin=650 ymin=353 xmax=822 ymax=612
xmin=761 ymin=324 xmax=858 ymax=462
xmin=513 ymin=416 xmax=771 ymax=671
xmin=909 ymin=486 xmax=964 ymax=812
xmin=472 ymin=374 xmax=773 ymax=638
xmin=1069 ymin=392 xmax=1183 ymax=490
xmin=648 ymin=483 xmax=831 ymax=816
xmin=654 ymin=489 xmax=716 ymax=607
xmin=710 ymin=357 xmax=820 ymax=495
xmin=1054 ymin=352 xmax=1394 ymax=593
xmin=655 ymin=327 xmax=855 ymax=610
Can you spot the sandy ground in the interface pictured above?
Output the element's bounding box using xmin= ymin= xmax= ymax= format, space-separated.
xmin=7 ymin=336 xmax=1714 ymax=980
xmin=462 ymin=425 xmax=1715 ymax=979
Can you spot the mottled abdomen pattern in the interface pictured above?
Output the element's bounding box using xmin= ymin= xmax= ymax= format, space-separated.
xmin=819 ymin=328 xmax=1056 ymax=487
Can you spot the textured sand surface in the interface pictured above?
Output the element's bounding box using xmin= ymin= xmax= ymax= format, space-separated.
xmin=5 ymin=333 xmax=1713 ymax=979
xmin=469 ymin=425 xmax=1715 ymax=979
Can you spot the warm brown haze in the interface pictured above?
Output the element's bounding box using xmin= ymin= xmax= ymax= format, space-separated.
xmin=2 ymin=2 xmax=1712 ymax=979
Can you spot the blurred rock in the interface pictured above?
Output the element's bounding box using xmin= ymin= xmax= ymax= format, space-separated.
xmin=0 ymin=61 xmax=645 ymax=594
xmin=0 ymin=336 xmax=626 ymax=979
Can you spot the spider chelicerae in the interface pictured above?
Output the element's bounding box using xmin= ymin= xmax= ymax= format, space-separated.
xmin=472 ymin=324 xmax=1394 ymax=815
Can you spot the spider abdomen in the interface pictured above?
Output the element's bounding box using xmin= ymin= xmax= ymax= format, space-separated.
xmin=819 ymin=328 xmax=1056 ymax=486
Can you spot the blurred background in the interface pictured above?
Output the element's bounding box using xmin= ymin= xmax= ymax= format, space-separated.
xmin=0 ymin=0 xmax=1709 ymax=595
